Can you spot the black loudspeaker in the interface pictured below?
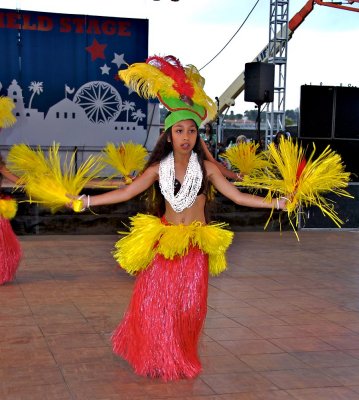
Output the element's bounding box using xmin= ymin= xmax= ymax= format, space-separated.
xmin=299 ymin=138 xmax=359 ymax=182
xmin=299 ymin=85 xmax=334 ymax=138
xmin=244 ymin=62 xmax=274 ymax=104
xmin=335 ymin=86 xmax=359 ymax=139
xmin=300 ymin=182 xmax=359 ymax=229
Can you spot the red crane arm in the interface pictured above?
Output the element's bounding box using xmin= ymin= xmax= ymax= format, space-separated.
xmin=289 ymin=0 xmax=359 ymax=33
xmin=315 ymin=0 xmax=359 ymax=12
xmin=217 ymin=0 xmax=358 ymax=114
xmin=289 ymin=0 xmax=315 ymax=32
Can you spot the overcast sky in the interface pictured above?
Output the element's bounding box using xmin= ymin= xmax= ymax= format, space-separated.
xmin=2 ymin=0 xmax=359 ymax=114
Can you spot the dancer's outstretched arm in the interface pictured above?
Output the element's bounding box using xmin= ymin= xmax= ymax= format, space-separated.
xmin=72 ymin=164 xmax=158 ymax=209
xmin=0 ymin=164 xmax=20 ymax=184
xmin=206 ymin=160 xmax=286 ymax=210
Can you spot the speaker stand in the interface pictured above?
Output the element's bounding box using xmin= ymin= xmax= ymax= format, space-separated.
xmin=255 ymin=103 xmax=263 ymax=150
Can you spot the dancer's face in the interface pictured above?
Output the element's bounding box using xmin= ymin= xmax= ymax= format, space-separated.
xmin=170 ymin=119 xmax=198 ymax=154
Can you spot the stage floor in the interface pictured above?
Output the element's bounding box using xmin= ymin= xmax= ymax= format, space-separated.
xmin=1 ymin=230 xmax=359 ymax=399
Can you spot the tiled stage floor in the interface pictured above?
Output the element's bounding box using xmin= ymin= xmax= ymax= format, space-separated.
xmin=1 ymin=230 xmax=359 ymax=399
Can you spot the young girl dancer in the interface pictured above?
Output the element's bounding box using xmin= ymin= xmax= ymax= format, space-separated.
xmin=71 ymin=56 xmax=286 ymax=380
xmin=0 ymin=96 xmax=21 ymax=284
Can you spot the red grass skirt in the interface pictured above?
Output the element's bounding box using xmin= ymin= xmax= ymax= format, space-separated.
xmin=0 ymin=217 xmax=22 ymax=284
xmin=112 ymin=246 xmax=209 ymax=381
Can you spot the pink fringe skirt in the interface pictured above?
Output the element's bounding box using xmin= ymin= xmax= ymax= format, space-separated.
xmin=112 ymin=246 xmax=209 ymax=381
xmin=0 ymin=217 xmax=21 ymax=285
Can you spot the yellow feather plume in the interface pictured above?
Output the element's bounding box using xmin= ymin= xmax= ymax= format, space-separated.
xmin=119 ymin=62 xmax=217 ymax=122
xmin=0 ymin=198 xmax=17 ymax=219
xmin=7 ymin=144 xmax=49 ymax=186
xmin=119 ymin=63 xmax=178 ymax=100
xmin=113 ymin=214 xmax=233 ymax=276
xmin=222 ymin=142 xmax=271 ymax=176
xmin=101 ymin=142 xmax=148 ymax=184
xmin=0 ymin=96 xmax=16 ymax=128
xmin=238 ymin=137 xmax=352 ymax=233
xmin=185 ymin=64 xmax=217 ymax=121
xmin=8 ymin=143 xmax=104 ymax=213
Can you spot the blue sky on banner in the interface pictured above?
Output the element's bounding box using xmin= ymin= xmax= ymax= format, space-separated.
xmin=0 ymin=9 xmax=148 ymax=121
xmin=1 ymin=0 xmax=359 ymax=115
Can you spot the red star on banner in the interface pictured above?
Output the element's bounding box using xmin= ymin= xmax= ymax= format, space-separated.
xmin=86 ymin=39 xmax=107 ymax=61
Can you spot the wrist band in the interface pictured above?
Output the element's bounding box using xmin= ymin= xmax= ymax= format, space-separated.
xmin=77 ymin=194 xmax=90 ymax=212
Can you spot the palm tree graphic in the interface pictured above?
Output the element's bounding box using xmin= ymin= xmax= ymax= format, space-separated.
xmin=122 ymin=100 xmax=136 ymax=122
xmin=28 ymin=81 xmax=43 ymax=108
xmin=132 ymin=109 xmax=146 ymax=123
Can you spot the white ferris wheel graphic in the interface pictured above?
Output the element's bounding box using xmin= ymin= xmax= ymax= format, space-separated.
xmin=73 ymin=81 xmax=122 ymax=123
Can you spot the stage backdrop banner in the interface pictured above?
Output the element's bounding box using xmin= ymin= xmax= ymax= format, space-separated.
xmin=0 ymin=9 xmax=154 ymax=149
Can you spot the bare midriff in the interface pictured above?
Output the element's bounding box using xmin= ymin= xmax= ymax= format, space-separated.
xmin=164 ymin=194 xmax=206 ymax=225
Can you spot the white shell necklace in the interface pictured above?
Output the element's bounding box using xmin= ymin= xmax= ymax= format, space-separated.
xmin=159 ymin=151 xmax=203 ymax=213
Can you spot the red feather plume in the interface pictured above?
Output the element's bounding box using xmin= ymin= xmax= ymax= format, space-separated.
xmin=146 ymin=55 xmax=194 ymax=99
xmin=296 ymin=158 xmax=307 ymax=181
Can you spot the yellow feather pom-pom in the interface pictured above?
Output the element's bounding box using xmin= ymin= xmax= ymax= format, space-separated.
xmin=8 ymin=143 xmax=104 ymax=213
xmin=239 ymin=137 xmax=353 ymax=234
xmin=222 ymin=142 xmax=271 ymax=176
xmin=25 ymin=176 xmax=70 ymax=212
xmin=0 ymin=96 xmax=16 ymax=128
xmin=0 ymin=198 xmax=17 ymax=219
xmin=100 ymin=142 xmax=148 ymax=182
xmin=72 ymin=198 xmax=85 ymax=213
xmin=7 ymin=144 xmax=49 ymax=186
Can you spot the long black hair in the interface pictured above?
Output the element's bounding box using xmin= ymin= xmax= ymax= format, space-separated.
xmin=144 ymin=118 xmax=209 ymax=217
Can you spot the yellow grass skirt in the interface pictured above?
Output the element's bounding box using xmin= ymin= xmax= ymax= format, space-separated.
xmin=113 ymin=213 xmax=234 ymax=276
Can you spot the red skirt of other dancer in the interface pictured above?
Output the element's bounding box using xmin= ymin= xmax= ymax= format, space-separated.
xmin=112 ymin=246 xmax=208 ymax=381
xmin=0 ymin=217 xmax=22 ymax=284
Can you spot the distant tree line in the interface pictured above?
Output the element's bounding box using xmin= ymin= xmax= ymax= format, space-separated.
xmin=224 ymin=108 xmax=299 ymax=126
xmin=159 ymin=106 xmax=299 ymax=127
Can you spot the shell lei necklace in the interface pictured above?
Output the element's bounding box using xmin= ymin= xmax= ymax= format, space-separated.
xmin=159 ymin=151 xmax=203 ymax=213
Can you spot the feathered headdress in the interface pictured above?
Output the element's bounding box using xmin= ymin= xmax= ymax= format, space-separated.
xmin=0 ymin=96 xmax=16 ymax=128
xmin=118 ymin=55 xmax=217 ymax=130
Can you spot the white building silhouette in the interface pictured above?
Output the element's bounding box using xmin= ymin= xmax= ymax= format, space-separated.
xmin=1 ymin=79 xmax=159 ymax=150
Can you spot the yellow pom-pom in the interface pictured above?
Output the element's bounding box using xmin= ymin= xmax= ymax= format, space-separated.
xmin=7 ymin=143 xmax=49 ymax=185
xmin=72 ymin=198 xmax=84 ymax=213
xmin=8 ymin=143 xmax=103 ymax=213
xmin=0 ymin=198 xmax=17 ymax=219
xmin=238 ymin=137 xmax=353 ymax=235
xmin=0 ymin=96 xmax=16 ymax=128
xmin=222 ymin=141 xmax=271 ymax=176
xmin=101 ymin=142 xmax=148 ymax=180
